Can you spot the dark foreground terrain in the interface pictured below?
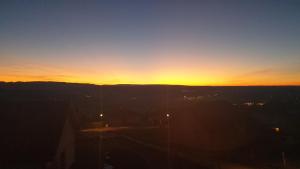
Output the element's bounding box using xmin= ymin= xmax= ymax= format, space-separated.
xmin=1 ymin=82 xmax=300 ymax=168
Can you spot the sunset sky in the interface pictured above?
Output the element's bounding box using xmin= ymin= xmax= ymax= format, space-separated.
xmin=1 ymin=1 xmax=300 ymax=85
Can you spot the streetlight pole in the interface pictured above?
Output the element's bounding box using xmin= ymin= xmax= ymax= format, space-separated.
xmin=273 ymin=127 xmax=286 ymax=169
xmin=98 ymin=85 xmax=104 ymax=169
xmin=98 ymin=113 xmax=104 ymax=169
xmin=166 ymin=113 xmax=171 ymax=169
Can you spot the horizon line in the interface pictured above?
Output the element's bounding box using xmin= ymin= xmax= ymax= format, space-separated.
xmin=1 ymin=80 xmax=300 ymax=87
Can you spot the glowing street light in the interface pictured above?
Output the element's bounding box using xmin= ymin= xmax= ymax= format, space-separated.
xmin=165 ymin=113 xmax=171 ymax=169
xmin=273 ymin=127 xmax=280 ymax=133
xmin=98 ymin=112 xmax=104 ymax=168
xmin=272 ymin=127 xmax=286 ymax=169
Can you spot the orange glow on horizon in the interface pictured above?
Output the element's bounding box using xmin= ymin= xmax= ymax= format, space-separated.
xmin=1 ymin=49 xmax=300 ymax=86
xmin=1 ymin=73 xmax=300 ymax=86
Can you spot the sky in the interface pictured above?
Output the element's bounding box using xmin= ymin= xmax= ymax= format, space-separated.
xmin=1 ymin=0 xmax=300 ymax=86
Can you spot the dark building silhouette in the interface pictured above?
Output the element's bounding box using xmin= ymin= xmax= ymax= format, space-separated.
xmin=0 ymin=101 xmax=80 ymax=169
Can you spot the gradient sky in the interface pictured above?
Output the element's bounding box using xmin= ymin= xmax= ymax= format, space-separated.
xmin=1 ymin=0 xmax=300 ymax=85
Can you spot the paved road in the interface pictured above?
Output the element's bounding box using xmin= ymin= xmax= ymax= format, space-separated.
xmin=101 ymin=132 xmax=211 ymax=169
xmin=80 ymin=127 xmax=214 ymax=169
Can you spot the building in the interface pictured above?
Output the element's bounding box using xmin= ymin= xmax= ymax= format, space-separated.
xmin=0 ymin=100 xmax=79 ymax=169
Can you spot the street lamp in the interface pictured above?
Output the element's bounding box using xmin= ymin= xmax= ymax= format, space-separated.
xmin=98 ymin=113 xmax=104 ymax=169
xmin=273 ymin=127 xmax=280 ymax=133
xmin=273 ymin=127 xmax=286 ymax=169
xmin=166 ymin=113 xmax=171 ymax=169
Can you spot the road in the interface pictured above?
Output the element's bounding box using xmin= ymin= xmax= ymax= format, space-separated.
xmin=81 ymin=127 xmax=212 ymax=169
xmin=80 ymin=127 xmax=260 ymax=169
